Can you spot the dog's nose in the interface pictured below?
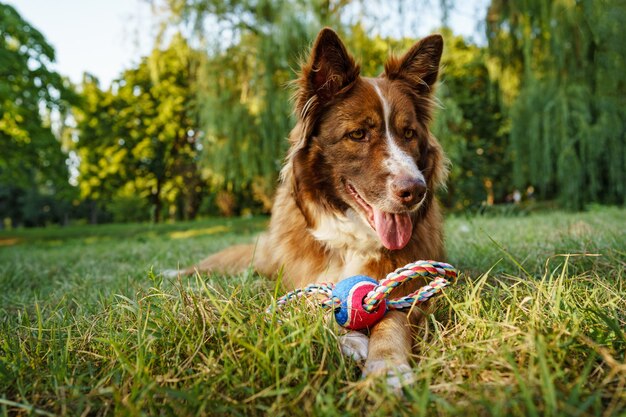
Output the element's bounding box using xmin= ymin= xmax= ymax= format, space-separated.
xmin=391 ymin=176 xmax=426 ymax=206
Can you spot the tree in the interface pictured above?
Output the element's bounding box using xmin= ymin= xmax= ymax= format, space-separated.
xmin=72 ymin=74 xmax=130 ymax=223
xmin=158 ymin=1 xmax=516 ymax=212
xmin=158 ymin=0 xmax=351 ymax=213
xmin=0 ymin=3 xmax=77 ymax=226
xmin=434 ymin=30 xmax=509 ymax=209
xmin=74 ymin=35 xmax=205 ymax=223
xmin=487 ymin=0 xmax=626 ymax=208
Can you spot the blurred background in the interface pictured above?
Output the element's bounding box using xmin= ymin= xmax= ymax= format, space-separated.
xmin=1 ymin=0 xmax=625 ymax=227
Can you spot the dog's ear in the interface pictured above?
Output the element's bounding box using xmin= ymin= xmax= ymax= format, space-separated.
xmin=295 ymin=28 xmax=360 ymax=120
xmin=384 ymin=34 xmax=443 ymax=95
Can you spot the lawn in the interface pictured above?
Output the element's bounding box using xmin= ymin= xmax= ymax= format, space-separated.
xmin=0 ymin=207 xmax=625 ymax=416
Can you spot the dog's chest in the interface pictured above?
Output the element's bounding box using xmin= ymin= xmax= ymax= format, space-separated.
xmin=310 ymin=209 xmax=380 ymax=251
xmin=316 ymin=251 xmax=379 ymax=283
xmin=309 ymin=209 xmax=382 ymax=282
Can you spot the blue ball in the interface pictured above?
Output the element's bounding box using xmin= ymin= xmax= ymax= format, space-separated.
xmin=333 ymin=275 xmax=387 ymax=330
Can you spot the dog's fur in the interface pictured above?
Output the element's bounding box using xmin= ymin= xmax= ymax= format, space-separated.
xmin=174 ymin=28 xmax=447 ymax=387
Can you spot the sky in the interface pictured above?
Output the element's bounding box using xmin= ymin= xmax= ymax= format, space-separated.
xmin=7 ymin=0 xmax=488 ymax=88
xmin=8 ymin=0 xmax=156 ymax=87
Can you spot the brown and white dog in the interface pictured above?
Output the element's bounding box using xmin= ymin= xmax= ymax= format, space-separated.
xmin=172 ymin=28 xmax=448 ymax=387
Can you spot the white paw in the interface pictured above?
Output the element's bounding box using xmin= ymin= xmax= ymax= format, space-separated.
xmin=363 ymin=361 xmax=415 ymax=391
xmin=161 ymin=269 xmax=180 ymax=278
xmin=339 ymin=331 xmax=369 ymax=362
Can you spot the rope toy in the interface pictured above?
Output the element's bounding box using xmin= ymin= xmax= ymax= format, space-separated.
xmin=266 ymin=260 xmax=457 ymax=330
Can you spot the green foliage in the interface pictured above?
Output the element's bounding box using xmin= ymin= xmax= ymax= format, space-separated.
xmin=4 ymin=0 xmax=625 ymax=225
xmin=487 ymin=0 xmax=626 ymax=209
xmin=1 ymin=208 xmax=624 ymax=415
xmin=434 ymin=30 xmax=510 ymax=209
xmin=0 ymin=3 xmax=77 ymax=226
xmin=73 ymin=35 xmax=206 ymax=222
xmin=161 ymin=0 xmax=350 ymax=210
xmin=159 ymin=1 xmax=520 ymax=212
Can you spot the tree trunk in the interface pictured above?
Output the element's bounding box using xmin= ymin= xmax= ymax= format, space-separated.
xmin=153 ymin=179 xmax=162 ymax=223
xmin=89 ymin=200 xmax=98 ymax=224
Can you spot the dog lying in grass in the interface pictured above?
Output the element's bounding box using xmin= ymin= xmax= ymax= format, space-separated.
xmin=170 ymin=27 xmax=448 ymax=389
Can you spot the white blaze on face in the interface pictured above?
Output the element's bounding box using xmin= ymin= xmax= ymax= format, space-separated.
xmin=369 ymin=80 xmax=424 ymax=183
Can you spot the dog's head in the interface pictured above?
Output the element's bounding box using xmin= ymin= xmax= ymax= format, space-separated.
xmin=287 ymin=28 xmax=447 ymax=251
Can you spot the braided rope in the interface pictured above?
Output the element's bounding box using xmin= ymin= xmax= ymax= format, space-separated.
xmin=265 ymin=282 xmax=337 ymax=314
xmin=362 ymin=261 xmax=457 ymax=312
xmin=266 ymin=261 xmax=457 ymax=318
xmin=385 ymin=277 xmax=450 ymax=309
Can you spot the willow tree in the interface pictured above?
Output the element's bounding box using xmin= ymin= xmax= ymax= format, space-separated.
xmin=487 ymin=0 xmax=626 ymax=208
xmin=159 ymin=0 xmax=349 ymax=212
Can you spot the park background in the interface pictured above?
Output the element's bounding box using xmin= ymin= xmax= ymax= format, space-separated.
xmin=1 ymin=2 xmax=626 ymax=416
xmin=2 ymin=0 xmax=625 ymax=228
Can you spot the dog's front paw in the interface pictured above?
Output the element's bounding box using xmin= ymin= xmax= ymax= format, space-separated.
xmin=363 ymin=361 xmax=415 ymax=391
xmin=339 ymin=331 xmax=369 ymax=362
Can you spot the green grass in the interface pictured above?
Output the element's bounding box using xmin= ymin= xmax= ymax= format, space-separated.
xmin=1 ymin=207 xmax=625 ymax=416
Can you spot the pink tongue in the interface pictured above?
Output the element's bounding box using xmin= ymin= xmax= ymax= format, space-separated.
xmin=372 ymin=209 xmax=413 ymax=250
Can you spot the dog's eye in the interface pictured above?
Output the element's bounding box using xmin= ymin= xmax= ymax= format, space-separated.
xmin=348 ymin=129 xmax=366 ymax=141
xmin=404 ymin=129 xmax=416 ymax=140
